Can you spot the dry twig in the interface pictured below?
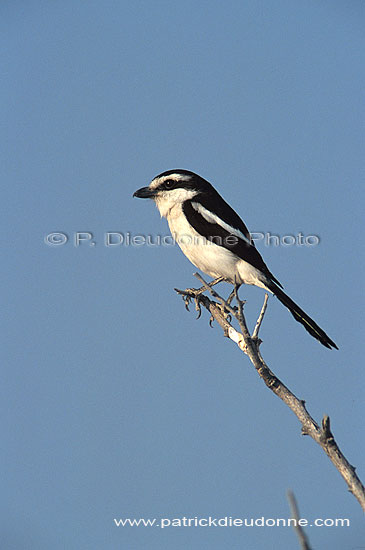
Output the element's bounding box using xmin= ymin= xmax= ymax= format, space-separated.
xmin=175 ymin=273 xmax=365 ymax=512
xmin=287 ymin=490 xmax=312 ymax=550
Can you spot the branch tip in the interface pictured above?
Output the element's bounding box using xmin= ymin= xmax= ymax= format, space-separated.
xmin=252 ymin=293 xmax=269 ymax=340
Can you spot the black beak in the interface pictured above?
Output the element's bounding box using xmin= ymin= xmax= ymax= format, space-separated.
xmin=133 ymin=186 xmax=156 ymax=199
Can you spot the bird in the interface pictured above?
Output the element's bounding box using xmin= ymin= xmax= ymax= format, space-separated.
xmin=133 ymin=169 xmax=338 ymax=350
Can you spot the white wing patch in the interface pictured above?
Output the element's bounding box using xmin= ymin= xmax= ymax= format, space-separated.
xmin=191 ymin=202 xmax=252 ymax=245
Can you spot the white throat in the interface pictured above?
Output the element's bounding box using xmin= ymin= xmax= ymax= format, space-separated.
xmin=154 ymin=188 xmax=198 ymax=218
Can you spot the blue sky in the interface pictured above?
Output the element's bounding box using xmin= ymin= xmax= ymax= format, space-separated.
xmin=2 ymin=1 xmax=364 ymax=548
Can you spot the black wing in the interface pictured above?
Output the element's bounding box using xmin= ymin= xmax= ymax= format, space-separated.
xmin=196 ymin=190 xmax=252 ymax=243
xmin=183 ymin=199 xmax=282 ymax=288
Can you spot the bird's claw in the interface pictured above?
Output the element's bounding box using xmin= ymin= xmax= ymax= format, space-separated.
xmin=182 ymin=294 xmax=192 ymax=311
xmin=194 ymin=297 xmax=202 ymax=319
xmin=180 ymin=289 xmax=202 ymax=319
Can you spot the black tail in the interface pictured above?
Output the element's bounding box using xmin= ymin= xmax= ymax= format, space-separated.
xmin=268 ymin=283 xmax=338 ymax=350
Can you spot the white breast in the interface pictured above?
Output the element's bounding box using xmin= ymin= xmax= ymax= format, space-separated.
xmin=165 ymin=204 xmax=239 ymax=281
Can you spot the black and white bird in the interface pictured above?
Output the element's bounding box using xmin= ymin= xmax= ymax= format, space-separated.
xmin=133 ymin=169 xmax=338 ymax=350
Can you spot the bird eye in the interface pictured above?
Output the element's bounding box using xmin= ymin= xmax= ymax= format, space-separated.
xmin=164 ymin=179 xmax=174 ymax=189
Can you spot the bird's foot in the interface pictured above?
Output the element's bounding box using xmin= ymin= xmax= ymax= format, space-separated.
xmin=175 ymin=288 xmax=203 ymax=319
xmin=175 ymin=277 xmax=227 ymax=320
xmin=185 ymin=275 xmax=226 ymax=298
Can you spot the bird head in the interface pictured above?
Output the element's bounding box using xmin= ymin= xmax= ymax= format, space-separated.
xmin=133 ymin=169 xmax=213 ymax=217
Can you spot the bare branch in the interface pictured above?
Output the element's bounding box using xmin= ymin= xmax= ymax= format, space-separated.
xmin=287 ymin=490 xmax=312 ymax=550
xmin=174 ymin=275 xmax=365 ymax=512
xmin=252 ymin=293 xmax=269 ymax=340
